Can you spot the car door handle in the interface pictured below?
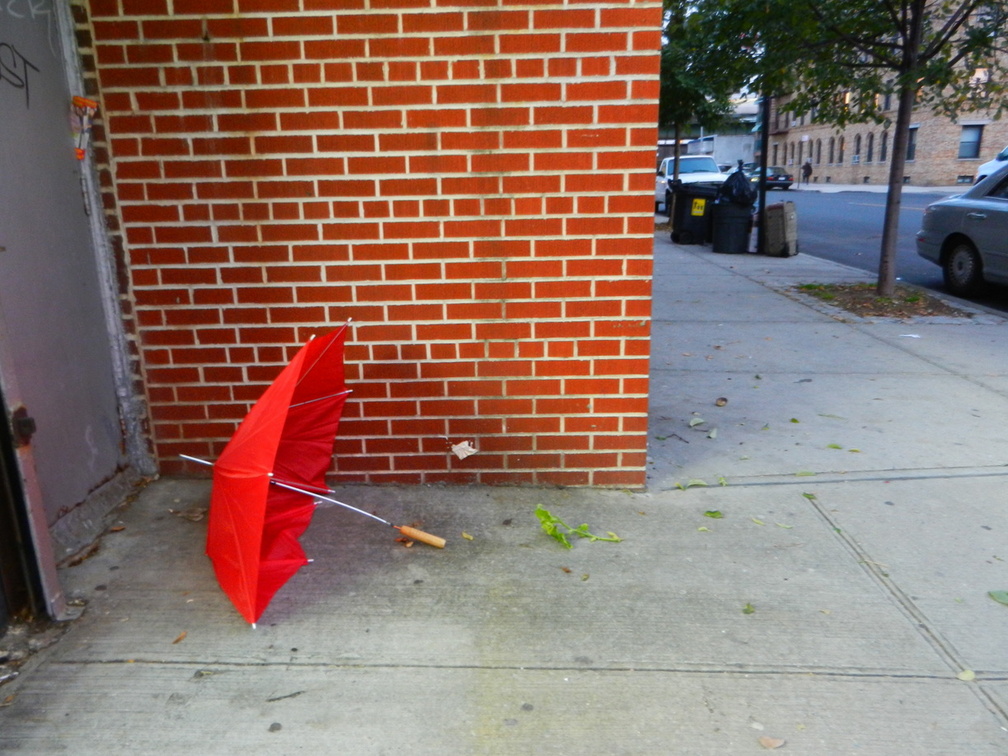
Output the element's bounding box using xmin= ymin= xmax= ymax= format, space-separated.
xmin=966 ymin=212 xmax=987 ymax=220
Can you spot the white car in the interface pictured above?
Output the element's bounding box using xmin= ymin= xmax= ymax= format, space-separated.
xmin=655 ymin=155 xmax=727 ymax=213
xmin=975 ymin=145 xmax=1008 ymax=183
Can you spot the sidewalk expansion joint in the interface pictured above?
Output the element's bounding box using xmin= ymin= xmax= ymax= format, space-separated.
xmin=45 ymin=658 xmax=1007 ymax=682
xmin=656 ymin=466 xmax=1008 ymax=492
xmin=804 ymin=492 xmax=1008 ymax=726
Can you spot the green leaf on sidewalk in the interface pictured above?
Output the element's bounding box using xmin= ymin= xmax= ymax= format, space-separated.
xmin=534 ymin=505 xmax=622 ymax=550
xmin=988 ymin=591 xmax=1008 ymax=606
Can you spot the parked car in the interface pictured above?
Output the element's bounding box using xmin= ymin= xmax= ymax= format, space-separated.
xmin=655 ymin=155 xmax=727 ymax=212
xmin=975 ymin=145 xmax=1008 ymax=184
xmin=916 ymin=162 xmax=1008 ymax=296
xmin=746 ymin=166 xmax=794 ymax=190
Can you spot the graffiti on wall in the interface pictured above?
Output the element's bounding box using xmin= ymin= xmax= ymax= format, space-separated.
xmin=0 ymin=42 xmax=39 ymax=108
xmin=1 ymin=0 xmax=58 ymax=57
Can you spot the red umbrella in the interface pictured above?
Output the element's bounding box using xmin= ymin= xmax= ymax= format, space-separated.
xmin=183 ymin=324 xmax=444 ymax=626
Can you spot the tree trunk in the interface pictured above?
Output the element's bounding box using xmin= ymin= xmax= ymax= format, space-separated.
xmin=877 ymin=84 xmax=916 ymax=297
xmin=877 ymin=0 xmax=925 ymax=298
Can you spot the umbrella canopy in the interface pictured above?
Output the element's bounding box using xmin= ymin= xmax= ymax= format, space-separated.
xmin=207 ymin=326 xmax=350 ymax=625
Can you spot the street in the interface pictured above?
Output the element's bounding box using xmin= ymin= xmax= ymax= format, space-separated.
xmin=784 ymin=187 xmax=1008 ymax=313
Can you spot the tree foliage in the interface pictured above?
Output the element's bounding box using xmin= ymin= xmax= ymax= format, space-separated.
xmin=658 ymin=1 xmax=739 ymax=134
xmin=697 ymin=0 xmax=1008 ymax=294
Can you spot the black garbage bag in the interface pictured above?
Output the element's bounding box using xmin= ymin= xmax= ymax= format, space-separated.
xmin=718 ymin=164 xmax=756 ymax=207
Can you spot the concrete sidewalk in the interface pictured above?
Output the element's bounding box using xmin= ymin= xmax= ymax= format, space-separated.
xmin=3 ymin=235 xmax=1008 ymax=754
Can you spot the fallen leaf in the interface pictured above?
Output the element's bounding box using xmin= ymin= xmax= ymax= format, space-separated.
xmin=109 ymin=525 xmax=126 ymax=533
xmin=775 ymin=522 xmax=793 ymax=529
xmin=395 ymin=537 xmax=415 ymax=547
xmin=988 ymin=590 xmax=1008 ymax=606
xmin=751 ymin=517 xmax=765 ymax=526
xmin=827 ymin=443 xmax=843 ymax=450
xmin=758 ymin=736 xmax=786 ymax=749
xmin=698 ymin=526 xmax=710 ymax=532
xmin=560 ymin=567 xmax=572 ymax=573
xmin=704 ymin=510 xmax=724 ymax=519
xmin=461 ymin=531 xmax=474 ymax=541
xmin=957 ymin=669 xmax=976 ymax=682
xmin=707 ymin=428 xmax=718 ymax=439
xmin=581 ymin=574 xmax=589 ymax=581
xmin=790 ymin=418 xmax=800 ymax=424
xmin=689 ymin=417 xmax=706 ymax=428
xmin=715 ymin=397 xmax=728 ymax=406
xmin=676 ymin=479 xmax=709 ymax=490
xmin=1 ymin=694 xmax=15 ymax=707
xmin=172 ymin=631 xmax=188 ymax=645
xmin=743 ymin=603 xmax=756 ymax=614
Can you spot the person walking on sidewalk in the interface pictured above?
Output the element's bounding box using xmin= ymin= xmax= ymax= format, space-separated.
xmin=801 ymin=160 xmax=813 ymax=186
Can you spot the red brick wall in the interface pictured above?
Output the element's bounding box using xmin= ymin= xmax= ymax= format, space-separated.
xmin=82 ymin=0 xmax=661 ymax=488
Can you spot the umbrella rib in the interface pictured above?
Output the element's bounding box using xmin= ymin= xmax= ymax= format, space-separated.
xmin=295 ymin=323 xmax=349 ymax=388
xmin=288 ymin=389 xmax=351 ymax=410
xmin=269 ymin=478 xmax=393 ymax=527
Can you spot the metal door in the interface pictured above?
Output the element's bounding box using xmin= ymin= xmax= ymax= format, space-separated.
xmin=0 ymin=7 xmax=133 ymax=617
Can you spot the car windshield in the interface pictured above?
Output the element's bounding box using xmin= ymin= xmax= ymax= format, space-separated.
xmin=768 ymin=167 xmax=787 ymax=174
xmin=677 ymin=158 xmax=720 ymax=174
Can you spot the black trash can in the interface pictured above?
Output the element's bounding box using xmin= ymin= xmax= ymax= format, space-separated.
xmin=711 ymin=202 xmax=753 ymax=254
xmin=670 ymin=184 xmax=718 ymax=245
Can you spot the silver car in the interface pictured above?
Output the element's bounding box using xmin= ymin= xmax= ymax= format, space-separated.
xmin=916 ymin=162 xmax=1008 ymax=296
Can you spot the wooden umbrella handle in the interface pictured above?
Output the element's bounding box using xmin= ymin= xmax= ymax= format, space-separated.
xmin=397 ymin=525 xmax=446 ymax=549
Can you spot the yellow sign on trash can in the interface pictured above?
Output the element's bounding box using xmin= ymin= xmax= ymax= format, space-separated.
xmin=691 ymin=198 xmax=706 ymax=216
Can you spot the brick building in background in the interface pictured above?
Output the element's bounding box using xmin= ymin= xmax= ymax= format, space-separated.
xmin=766 ymin=95 xmax=1008 ymax=187
xmin=76 ymin=1 xmax=662 ymax=489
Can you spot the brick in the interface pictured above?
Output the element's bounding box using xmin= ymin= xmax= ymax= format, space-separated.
xmin=499 ymin=33 xmax=561 ymax=55
xmin=432 ymin=34 xmax=495 ymax=56
xmin=272 ymin=15 xmax=333 ymax=36
xmin=336 ymin=13 xmax=399 ymax=35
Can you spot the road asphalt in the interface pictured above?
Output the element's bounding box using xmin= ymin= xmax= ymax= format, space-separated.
xmin=2 ymin=218 xmax=1007 ymax=754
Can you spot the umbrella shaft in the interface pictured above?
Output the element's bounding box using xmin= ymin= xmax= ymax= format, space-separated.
xmin=269 ymin=479 xmax=392 ymax=527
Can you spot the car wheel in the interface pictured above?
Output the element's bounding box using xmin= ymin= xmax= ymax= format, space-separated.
xmin=943 ymin=241 xmax=983 ymax=296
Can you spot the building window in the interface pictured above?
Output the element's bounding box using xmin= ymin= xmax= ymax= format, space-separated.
xmin=853 ymin=134 xmax=861 ymax=163
xmin=880 ymin=131 xmax=888 ymax=162
xmin=838 ymin=136 xmax=845 ymax=164
xmin=828 ymin=137 xmax=835 ymax=164
xmin=958 ymin=125 xmax=983 ymax=159
xmin=906 ymin=126 xmax=918 ymax=162
xmin=815 ymin=139 xmax=822 ymax=164
xmin=772 ymin=143 xmax=779 ymax=164
xmin=866 ymin=133 xmax=874 ymax=163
